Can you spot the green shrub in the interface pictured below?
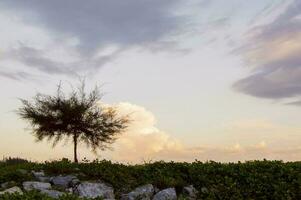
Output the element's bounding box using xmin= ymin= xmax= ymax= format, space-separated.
xmin=0 ymin=159 xmax=300 ymax=199
xmin=0 ymin=190 xmax=103 ymax=200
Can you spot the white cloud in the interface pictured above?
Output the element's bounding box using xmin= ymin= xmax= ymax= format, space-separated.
xmin=99 ymin=103 xmax=301 ymax=163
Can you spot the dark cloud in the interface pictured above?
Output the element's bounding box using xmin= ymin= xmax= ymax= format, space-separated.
xmin=233 ymin=69 xmax=301 ymax=99
xmin=3 ymin=45 xmax=119 ymax=78
xmin=285 ymin=100 xmax=301 ymax=106
xmin=233 ymin=0 xmax=301 ymax=101
xmin=0 ymin=0 xmax=189 ymax=78
xmin=0 ymin=0 xmax=186 ymax=51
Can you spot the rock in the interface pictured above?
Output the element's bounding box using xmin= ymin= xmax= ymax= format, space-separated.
xmin=201 ymin=187 xmax=208 ymax=194
xmin=1 ymin=181 xmax=16 ymax=189
xmin=74 ymin=182 xmax=115 ymax=199
xmin=76 ymin=172 xmax=87 ymax=178
xmin=153 ymin=188 xmax=177 ymax=200
xmin=50 ymin=175 xmax=78 ymax=188
xmin=23 ymin=181 xmax=51 ymax=191
xmin=17 ymin=169 xmax=28 ymax=175
xmin=74 ymin=167 xmax=80 ymax=172
xmin=32 ymin=170 xmax=51 ymax=182
xmin=121 ymin=184 xmax=154 ymax=200
xmin=40 ymin=189 xmax=64 ymax=199
xmin=66 ymin=187 xmax=73 ymax=194
xmin=38 ymin=176 xmax=51 ymax=182
xmin=183 ymin=185 xmax=198 ymax=200
xmin=70 ymin=178 xmax=80 ymax=187
xmin=32 ymin=171 xmax=45 ymax=178
xmin=154 ymin=187 xmax=160 ymax=194
xmin=0 ymin=186 xmax=23 ymax=195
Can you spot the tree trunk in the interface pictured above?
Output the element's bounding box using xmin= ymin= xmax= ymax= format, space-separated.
xmin=73 ymin=134 xmax=78 ymax=163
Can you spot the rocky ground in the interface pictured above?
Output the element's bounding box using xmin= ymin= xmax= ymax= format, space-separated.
xmin=0 ymin=169 xmax=198 ymax=199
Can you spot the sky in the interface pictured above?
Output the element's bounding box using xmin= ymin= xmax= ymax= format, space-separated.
xmin=0 ymin=0 xmax=301 ymax=163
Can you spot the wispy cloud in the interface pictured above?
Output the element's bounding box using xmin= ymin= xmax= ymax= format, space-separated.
xmin=233 ymin=0 xmax=301 ymax=103
xmin=0 ymin=70 xmax=32 ymax=81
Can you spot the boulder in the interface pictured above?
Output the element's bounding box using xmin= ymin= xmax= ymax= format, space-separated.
xmin=32 ymin=171 xmax=45 ymax=178
xmin=1 ymin=181 xmax=16 ymax=189
xmin=0 ymin=186 xmax=23 ymax=195
xmin=66 ymin=187 xmax=73 ymax=194
xmin=121 ymin=184 xmax=154 ymax=200
xmin=37 ymin=176 xmax=51 ymax=182
xmin=201 ymin=187 xmax=208 ymax=194
xmin=23 ymin=181 xmax=51 ymax=191
xmin=70 ymin=177 xmax=80 ymax=187
xmin=40 ymin=189 xmax=64 ymax=199
xmin=50 ymin=175 xmax=78 ymax=188
xmin=32 ymin=170 xmax=50 ymax=182
xmin=183 ymin=185 xmax=198 ymax=200
xmin=17 ymin=169 xmax=28 ymax=175
xmin=153 ymin=188 xmax=177 ymax=200
xmin=74 ymin=182 xmax=114 ymax=199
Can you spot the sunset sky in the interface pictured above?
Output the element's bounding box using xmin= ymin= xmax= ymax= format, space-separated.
xmin=0 ymin=0 xmax=301 ymax=163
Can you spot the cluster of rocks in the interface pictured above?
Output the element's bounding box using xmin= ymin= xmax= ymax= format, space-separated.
xmin=0 ymin=170 xmax=199 ymax=199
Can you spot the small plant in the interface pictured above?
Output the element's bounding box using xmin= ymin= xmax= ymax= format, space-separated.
xmin=0 ymin=190 xmax=104 ymax=200
xmin=1 ymin=157 xmax=29 ymax=165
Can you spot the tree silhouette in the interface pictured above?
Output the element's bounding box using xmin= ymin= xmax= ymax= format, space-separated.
xmin=18 ymin=82 xmax=129 ymax=163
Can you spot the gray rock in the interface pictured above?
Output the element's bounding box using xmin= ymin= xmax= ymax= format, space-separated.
xmin=183 ymin=185 xmax=198 ymax=200
xmin=66 ymin=187 xmax=73 ymax=194
xmin=76 ymin=172 xmax=87 ymax=178
xmin=1 ymin=181 xmax=16 ymax=189
xmin=201 ymin=187 xmax=208 ymax=194
xmin=40 ymin=189 xmax=64 ymax=199
xmin=0 ymin=186 xmax=23 ymax=195
xmin=70 ymin=178 xmax=80 ymax=187
xmin=74 ymin=167 xmax=80 ymax=172
xmin=0 ymin=182 xmax=8 ymax=189
xmin=32 ymin=170 xmax=51 ymax=182
xmin=153 ymin=188 xmax=177 ymax=200
xmin=74 ymin=182 xmax=115 ymax=199
xmin=23 ymin=181 xmax=51 ymax=191
xmin=32 ymin=171 xmax=45 ymax=178
xmin=37 ymin=176 xmax=51 ymax=182
xmin=50 ymin=175 xmax=78 ymax=188
xmin=17 ymin=169 xmax=28 ymax=175
xmin=121 ymin=184 xmax=154 ymax=200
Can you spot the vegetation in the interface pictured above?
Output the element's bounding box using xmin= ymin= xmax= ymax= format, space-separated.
xmin=0 ymin=190 xmax=103 ymax=200
xmin=0 ymin=158 xmax=300 ymax=199
xmin=18 ymin=82 xmax=129 ymax=163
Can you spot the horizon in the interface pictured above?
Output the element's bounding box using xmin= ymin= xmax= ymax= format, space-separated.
xmin=0 ymin=0 xmax=301 ymax=163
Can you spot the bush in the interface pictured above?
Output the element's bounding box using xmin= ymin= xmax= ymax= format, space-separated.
xmin=0 ymin=159 xmax=300 ymax=199
xmin=0 ymin=191 xmax=103 ymax=200
xmin=0 ymin=157 xmax=30 ymax=165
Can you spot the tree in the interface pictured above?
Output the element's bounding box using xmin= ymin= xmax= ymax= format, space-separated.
xmin=18 ymin=82 xmax=129 ymax=163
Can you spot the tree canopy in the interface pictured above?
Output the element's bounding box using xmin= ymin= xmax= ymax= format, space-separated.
xmin=18 ymin=82 xmax=129 ymax=162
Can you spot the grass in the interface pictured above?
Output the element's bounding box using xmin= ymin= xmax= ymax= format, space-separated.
xmin=0 ymin=158 xmax=301 ymax=199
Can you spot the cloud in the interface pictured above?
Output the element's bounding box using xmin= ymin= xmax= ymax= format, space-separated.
xmin=285 ymin=99 xmax=301 ymax=106
xmin=4 ymin=102 xmax=300 ymax=162
xmin=0 ymin=70 xmax=32 ymax=81
xmin=0 ymin=0 xmax=189 ymax=78
xmin=0 ymin=0 xmax=185 ymax=51
xmin=97 ymin=103 xmax=301 ymax=163
xmin=233 ymin=0 xmax=301 ymax=102
xmin=1 ymin=44 xmax=119 ymax=78
xmin=101 ymin=102 xmax=203 ymax=162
